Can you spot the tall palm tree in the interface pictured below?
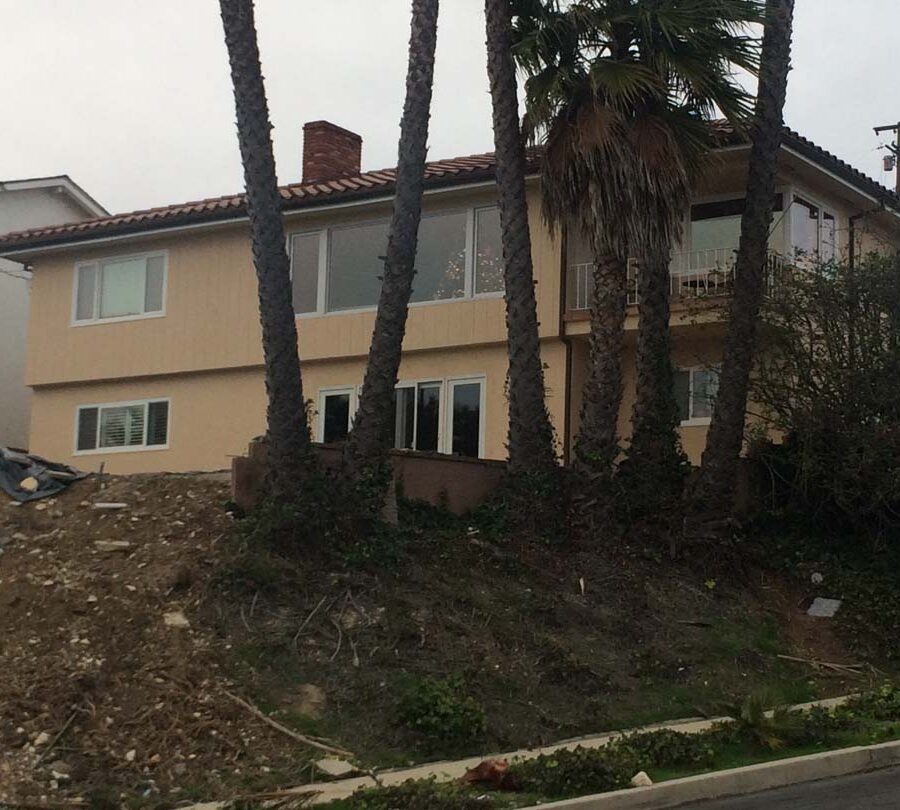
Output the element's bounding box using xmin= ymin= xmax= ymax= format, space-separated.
xmin=344 ymin=0 xmax=440 ymax=485
xmin=484 ymin=0 xmax=557 ymax=474
xmin=219 ymin=0 xmax=316 ymax=501
xmin=514 ymin=0 xmax=761 ymax=491
xmin=617 ymin=3 xmax=764 ymax=507
xmin=689 ymin=0 xmax=795 ymax=519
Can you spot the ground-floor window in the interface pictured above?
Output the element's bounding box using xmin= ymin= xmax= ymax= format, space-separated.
xmin=316 ymin=376 xmax=485 ymax=458
xmin=448 ymin=378 xmax=483 ymax=457
xmin=76 ymin=398 xmax=170 ymax=453
xmin=674 ymin=366 xmax=719 ymax=425
xmin=318 ymin=387 xmax=356 ymax=444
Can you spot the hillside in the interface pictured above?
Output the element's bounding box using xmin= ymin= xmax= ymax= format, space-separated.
xmin=0 ymin=473 xmax=875 ymax=807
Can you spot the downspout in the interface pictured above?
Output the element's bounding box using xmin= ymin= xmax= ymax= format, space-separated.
xmin=559 ymin=223 xmax=573 ymax=466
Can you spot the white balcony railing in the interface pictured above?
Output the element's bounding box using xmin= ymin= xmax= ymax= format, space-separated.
xmin=567 ymin=248 xmax=783 ymax=311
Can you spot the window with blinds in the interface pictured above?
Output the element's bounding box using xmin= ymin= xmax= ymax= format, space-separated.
xmin=76 ymin=399 xmax=169 ymax=452
xmin=74 ymin=252 xmax=166 ymax=323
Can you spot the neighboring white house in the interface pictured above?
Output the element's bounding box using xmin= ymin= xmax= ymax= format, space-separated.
xmin=0 ymin=176 xmax=107 ymax=449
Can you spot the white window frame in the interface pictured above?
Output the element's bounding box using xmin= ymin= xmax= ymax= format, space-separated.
xmin=392 ymin=377 xmax=445 ymax=453
xmin=289 ymin=205 xmax=504 ymax=318
xmin=445 ymin=376 xmax=486 ymax=458
xmin=677 ymin=366 xmax=719 ymax=427
xmin=71 ymin=250 xmax=168 ymax=326
xmin=315 ymin=386 xmax=358 ymax=443
xmin=74 ymin=397 xmax=171 ymax=455
xmin=316 ymin=374 xmax=487 ymax=458
xmin=787 ymin=189 xmax=838 ymax=261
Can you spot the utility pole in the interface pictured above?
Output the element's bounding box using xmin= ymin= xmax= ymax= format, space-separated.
xmin=874 ymin=122 xmax=900 ymax=194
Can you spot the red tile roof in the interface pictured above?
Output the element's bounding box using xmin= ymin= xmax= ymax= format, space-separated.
xmin=0 ymin=127 xmax=896 ymax=254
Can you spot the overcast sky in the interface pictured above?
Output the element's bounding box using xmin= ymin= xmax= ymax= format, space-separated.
xmin=1 ymin=1 xmax=897 ymax=216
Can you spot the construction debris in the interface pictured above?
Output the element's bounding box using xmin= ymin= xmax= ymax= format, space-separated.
xmin=0 ymin=447 xmax=87 ymax=503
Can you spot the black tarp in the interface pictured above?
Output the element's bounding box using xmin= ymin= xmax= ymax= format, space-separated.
xmin=0 ymin=447 xmax=88 ymax=502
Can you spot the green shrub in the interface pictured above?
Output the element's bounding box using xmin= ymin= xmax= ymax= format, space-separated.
xmin=397 ymin=676 xmax=487 ymax=748
xmin=326 ymin=779 xmax=494 ymax=810
xmin=511 ymin=746 xmax=635 ymax=799
xmin=609 ymin=728 xmax=716 ymax=769
xmin=842 ymin=684 xmax=900 ymax=721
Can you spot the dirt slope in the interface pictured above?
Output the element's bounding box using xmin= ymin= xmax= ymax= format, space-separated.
xmin=0 ymin=474 xmax=863 ymax=807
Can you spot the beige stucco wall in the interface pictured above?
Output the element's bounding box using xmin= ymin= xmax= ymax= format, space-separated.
xmin=25 ymin=185 xmax=561 ymax=387
xmin=19 ymin=152 xmax=900 ymax=474
xmin=30 ymin=339 xmax=569 ymax=474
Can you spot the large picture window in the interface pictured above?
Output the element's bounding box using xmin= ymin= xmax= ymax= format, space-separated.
xmin=289 ymin=205 xmax=503 ymax=316
xmin=76 ymin=399 xmax=169 ymax=453
xmin=74 ymin=253 xmax=166 ymax=323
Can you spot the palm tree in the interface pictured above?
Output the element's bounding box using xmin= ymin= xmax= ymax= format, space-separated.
xmin=616 ymin=3 xmax=764 ymax=508
xmin=484 ymin=0 xmax=557 ymax=474
xmin=344 ymin=0 xmax=440 ymax=486
xmin=514 ymin=0 xmax=761 ymax=493
xmin=689 ymin=0 xmax=795 ymax=520
xmin=219 ymin=0 xmax=316 ymax=501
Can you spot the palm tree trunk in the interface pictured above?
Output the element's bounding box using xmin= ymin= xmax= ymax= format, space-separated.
xmin=623 ymin=235 xmax=686 ymax=500
xmin=484 ymin=0 xmax=556 ymax=474
xmin=345 ymin=0 xmax=439 ymax=477
xmin=574 ymin=246 xmax=628 ymax=479
xmin=689 ymin=0 xmax=795 ymax=514
xmin=219 ymin=0 xmax=315 ymax=501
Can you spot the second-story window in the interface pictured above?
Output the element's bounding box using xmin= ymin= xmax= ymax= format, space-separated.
xmin=289 ymin=205 xmax=503 ymax=316
xmin=74 ymin=252 xmax=166 ymax=323
xmin=791 ymin=196 xmax=837 ymax=261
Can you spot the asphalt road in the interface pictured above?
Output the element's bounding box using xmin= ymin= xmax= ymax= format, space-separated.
xmin=680 ymin=767 xmax=900 ymax=809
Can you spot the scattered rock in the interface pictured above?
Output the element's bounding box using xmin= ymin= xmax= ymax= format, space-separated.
xmin=125 ymin=749 xmax=136 ymax=762
xmin=48 ymin=760 xmax=71 ymax=779
xmin=315 ymin=758 xmax=359 ymax=778
xmin=19 ymin=476 xmax=39 ymax=493
xmin=12 ymin=532 xmax=27 ymax=542
xmin=93 ymin=502 xmax=129 ymax=511
xmin=631 ymin=770 xmax=653 ymax=787
xmin=34 ymin=731 xmax=51 ymax=747
xmin=94 ymin=540 xmax=132 ymax=553
xmin=811 ymin=572 xmax=824 ymax=584
xmin=294 ymin=683 xmax=327 ymax=719
xmin=807 ymin=597 xmax=842 ymax=618
xmin=163 ymin=611 xmax=190 ymax=629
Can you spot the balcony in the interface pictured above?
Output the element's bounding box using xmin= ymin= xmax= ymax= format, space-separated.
xmin=567 ymin=248 xmax=785 ymax=311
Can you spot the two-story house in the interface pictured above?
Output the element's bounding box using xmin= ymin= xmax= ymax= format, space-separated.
xmin=0 ymin=120 xmax=898 ymax=474
xmin=0 ymin=176 xmax=107 ymax=449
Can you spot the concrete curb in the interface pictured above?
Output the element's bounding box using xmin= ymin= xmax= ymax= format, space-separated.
xmin=181 ymin=694 xmax=855 ymax=808
xmin=523 ymin=739 xmax=900 ymax=809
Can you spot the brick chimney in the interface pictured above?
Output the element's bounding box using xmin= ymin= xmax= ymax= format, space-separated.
xmin=302 ymin=120 xmax=362 ymax=184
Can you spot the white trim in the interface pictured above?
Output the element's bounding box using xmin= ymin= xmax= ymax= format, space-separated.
xmin=74 ymin=397 xmax=171 ymax=455
xmin=71 ymin=249 xmax=168 ymax=327
xmin=0 ymin=175 xmax=108 ymax=217
xmin=315 ymin=386 xmax=357 ymax=443
xmin=446 ymin=376 xmax=486 ymax=458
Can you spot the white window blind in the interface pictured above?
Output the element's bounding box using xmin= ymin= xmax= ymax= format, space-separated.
xmin=76 ymin=399 xmax=169 ymax=452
